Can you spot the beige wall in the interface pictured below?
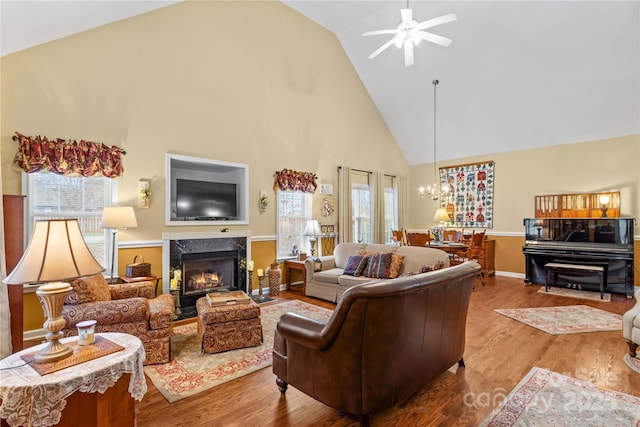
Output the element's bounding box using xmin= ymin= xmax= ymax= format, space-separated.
xmin=0 ymin=1 xmax=409 ymax=240
xmin=409 ymin=134 xmax=640 ymax=233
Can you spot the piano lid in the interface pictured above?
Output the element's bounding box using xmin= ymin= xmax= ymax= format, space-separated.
xmin=523 ymin=217 xmax=634 ymax=247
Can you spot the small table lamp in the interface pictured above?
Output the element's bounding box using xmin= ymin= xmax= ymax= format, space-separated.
xmin=100 ymin=206 xmax=138 ymax=284
xmin=304 ymin=219 xmax=322 ymax=258
xmin=599 ymin=195 xmax=610 ymax=218
xmin=3 ymin=219 xmax=105 ymax=363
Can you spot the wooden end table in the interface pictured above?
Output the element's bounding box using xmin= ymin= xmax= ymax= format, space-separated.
xmin=284 ymin=260 xmax=306 ymax=294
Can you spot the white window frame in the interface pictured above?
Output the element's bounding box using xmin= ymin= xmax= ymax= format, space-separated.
xmin=23 ymin=172 xmax=118 ymax=275
xmin=276 ymin=190 xmax=313 ymax=259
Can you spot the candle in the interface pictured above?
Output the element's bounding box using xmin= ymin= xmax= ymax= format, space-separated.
xmin=174 ymin=270 xmax=181 ymax=281
xmin=247 ymin=260 xmax=254 ymax=271
xmin=170 ymin=278 xmax=178 ymax=290
xmin=257 ymin=269 xmax=264 ymax=277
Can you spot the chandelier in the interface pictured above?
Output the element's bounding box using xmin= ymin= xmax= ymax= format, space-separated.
xmin=419 ymin=79 xmax=448 ymax=200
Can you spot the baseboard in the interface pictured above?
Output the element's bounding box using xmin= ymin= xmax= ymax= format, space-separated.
xmin=24 ymin=328 xmax=46 ymax=341
xmin=495 ymin=271 xmax=526 ymax=279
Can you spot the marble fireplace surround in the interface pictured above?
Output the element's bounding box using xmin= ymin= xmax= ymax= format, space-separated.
xmin=162 ymin=231 xmax=251 ymax=299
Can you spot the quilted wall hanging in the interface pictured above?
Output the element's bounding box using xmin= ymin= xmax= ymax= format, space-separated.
xmin=439 ymin=160 xmax=494 ymax=228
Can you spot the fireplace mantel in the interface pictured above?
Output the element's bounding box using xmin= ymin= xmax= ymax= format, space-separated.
xmin=162 ymin=231 xmax=251 ymax=300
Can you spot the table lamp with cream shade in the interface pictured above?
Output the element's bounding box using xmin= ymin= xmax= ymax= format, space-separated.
xmin=100 ymin=206 xmax=138 ymax=284
xmin=304 ymin=219 xmax=322 ymax=258
xmin=2 ymin=219 xmax=105 ymax=363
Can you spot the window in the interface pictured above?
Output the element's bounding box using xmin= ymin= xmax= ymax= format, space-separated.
xmin=276 ymin=191 xmax=312 ymax=259
xmin=25 ymin=173 xmax=117 ymax=271
xmin=352 ymin=183 xmax=371 ymax=243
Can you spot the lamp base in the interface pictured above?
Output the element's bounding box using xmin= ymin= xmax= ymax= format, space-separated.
xmin=34 ymin=336 xmax=74 ymax=363
xmin=35 ymin=282 xmax=73 ymax=364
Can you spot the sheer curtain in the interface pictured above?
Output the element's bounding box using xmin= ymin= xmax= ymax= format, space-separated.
xmin=337 ymin=166 xmax=352 ymax=244
xmin=0 ymin=160 xmax=11 ymax=358
xmin=396 ymin=175 xmax=408 ymax=230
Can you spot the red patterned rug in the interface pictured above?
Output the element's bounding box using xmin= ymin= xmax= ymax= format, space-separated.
xmin=144 ymin=300 xmax=333 ymax=403
xmin=625 ymin=354 xmax=640 ymax=374
xmin=494 ymin=305 xmax=621 ymax=335
xmin=479 ymin=367 xmax=640 ymax=426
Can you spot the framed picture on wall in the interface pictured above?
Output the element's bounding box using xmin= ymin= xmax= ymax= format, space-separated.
xmin=320 ymin=183 xmax=333 ymax=195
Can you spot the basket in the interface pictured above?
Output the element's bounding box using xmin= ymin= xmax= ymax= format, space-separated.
xmin=125 ymin=255 xmax=151 ymax=277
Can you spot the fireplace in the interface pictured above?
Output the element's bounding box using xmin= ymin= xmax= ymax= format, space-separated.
xmin=180 ymin=250 xmax=239 ymax=309
xmin=163 ymin=231 xmax=250 ymax=320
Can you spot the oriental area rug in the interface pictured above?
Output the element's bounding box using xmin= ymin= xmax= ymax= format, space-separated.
xmin=624 ymin=354 xmax=640 ymax=375
xmin=537 ymin=286 xmax=612 ymax=302
xmin=479 ymin=367 xmax=640 ymax=426
xmin=494 ymin=305 xmax=621 ymax=335
xmin=144 ymin=300 xmax=333 ymax=403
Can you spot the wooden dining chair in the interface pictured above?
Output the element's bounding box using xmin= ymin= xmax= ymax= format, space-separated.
xmin=391 ymin=229 xmax=406 ymax=246
xmin=405 ymin=232 xmax=431 ymax=247
xmin=466 ymin=230 xmax=486 ymax=286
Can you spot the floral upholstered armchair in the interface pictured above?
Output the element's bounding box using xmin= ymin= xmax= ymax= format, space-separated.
xmin=61 ymin=274 xmax=174 ymax=365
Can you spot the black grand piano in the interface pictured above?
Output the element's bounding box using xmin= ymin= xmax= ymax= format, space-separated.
xmin=522 ymin=218 xmax=634 ymax=297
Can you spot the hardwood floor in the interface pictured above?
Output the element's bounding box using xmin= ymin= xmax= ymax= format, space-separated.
xmin=135 ymin=276 xmax=638 ymax=426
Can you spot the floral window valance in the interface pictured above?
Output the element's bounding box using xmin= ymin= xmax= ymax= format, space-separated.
xmin=274 ymin=168 xmax=317 ymax=193
xmin=12 ymin=132 xmax=126 ymax=178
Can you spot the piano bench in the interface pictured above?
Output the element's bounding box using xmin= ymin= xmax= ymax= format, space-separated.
xmin=544 ymin=262 xmax=607 ymax=299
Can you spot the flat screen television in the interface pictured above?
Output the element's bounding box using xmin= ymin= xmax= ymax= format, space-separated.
xmin=176 ymin=179 xmax=237 ymax=220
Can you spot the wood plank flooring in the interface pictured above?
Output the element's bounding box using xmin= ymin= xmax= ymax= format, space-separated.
xmin=134 ymin=276 xmax=638 ymax=426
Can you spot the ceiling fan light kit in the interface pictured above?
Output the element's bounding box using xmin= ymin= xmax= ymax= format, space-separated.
xmin=363 ymin=5 xmax=456 ymax=67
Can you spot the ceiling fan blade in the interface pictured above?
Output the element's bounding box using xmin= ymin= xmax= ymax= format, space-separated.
xmin=404 ymin=39 xmax=414 ymax=67
xmin=400 ymin=8 xmax=413 ymax=24
xmin=363 ymin=29 xmax=399 ymax=37
xmin=368 ymin=38 xmax=396 ymax=59
xmin=417 ymin=13 xmax=457 ymax=30
xmin=420 ymin=31 xmax=453 ymax=47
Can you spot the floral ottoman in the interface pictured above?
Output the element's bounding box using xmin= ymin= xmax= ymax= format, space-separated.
xmin=195 ymin=296 xmax=263 ymax=354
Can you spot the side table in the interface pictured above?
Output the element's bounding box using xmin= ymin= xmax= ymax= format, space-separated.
xmin=120 ymin=275 xmax=161 ymax=296
xmin=284 ymin=260 xmax=306 ymax=294
xmin=0 ymin=333 xmax=147 ymax=427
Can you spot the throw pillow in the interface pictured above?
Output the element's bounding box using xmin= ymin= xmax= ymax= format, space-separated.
xmin=417 ymin=261 xmax=446 ymax=274
xmin=343 ymin=255 xmax=369 ymax=276
xmin=65 ymin=274 xmax=112 ymax=305
xmin=388 ymin=253 xmax=405 ymax=279
xmin=364 ymin=252 xmax=394 ymax=279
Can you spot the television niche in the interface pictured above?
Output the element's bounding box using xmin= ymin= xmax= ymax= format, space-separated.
xmin=166 ymin=153 xmax=249 ymax=226
xmin=176 ymin=179 xmax=237 ymax=220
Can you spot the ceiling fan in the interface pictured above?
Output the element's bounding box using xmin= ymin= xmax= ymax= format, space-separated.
xmin=363 ymin=4 xmax=457 ymax=67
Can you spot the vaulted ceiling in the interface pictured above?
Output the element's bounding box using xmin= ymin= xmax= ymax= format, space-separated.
xmin=2 ymin=1 xmax=638 ymax=165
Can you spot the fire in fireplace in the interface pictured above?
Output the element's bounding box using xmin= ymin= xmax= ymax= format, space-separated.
xmin=180 ymin=250 xmax=239 ymax=300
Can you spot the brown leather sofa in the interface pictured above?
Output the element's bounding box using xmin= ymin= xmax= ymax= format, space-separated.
xmin=273 ymin=261 xmax=480 ymax=426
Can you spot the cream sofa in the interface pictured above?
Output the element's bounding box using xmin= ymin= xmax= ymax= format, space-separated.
xmin=304 ymin=242 xmax=450 ymax=302
xmin=623 ymin=289 xmax=640 ymax=357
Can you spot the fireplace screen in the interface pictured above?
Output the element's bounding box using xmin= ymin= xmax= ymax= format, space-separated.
xmin=181 ymin=252 xmax=237 ymax=296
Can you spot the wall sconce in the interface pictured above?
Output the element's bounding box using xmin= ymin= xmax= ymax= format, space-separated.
xmin=259 ymin=190 xmax=269 ymax=213
xmin=599 ymin=194 xmax=610 ymax=218
xmin=138 ymin=179 xmax=151 ymax=209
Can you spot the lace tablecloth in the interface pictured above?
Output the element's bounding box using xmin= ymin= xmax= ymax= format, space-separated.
xmin=0 ymin=333 xmax=147 ymax=427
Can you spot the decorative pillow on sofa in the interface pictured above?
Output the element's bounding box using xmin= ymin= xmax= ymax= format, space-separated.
xmin=388 ymin=253 xmax=405 ymax=279
xmin=364 ymin=252 xmax=394 ymax=279
xmin=357 ymin=250 xmax=404 ymax=279
xmin=65 ymin=274 xmax=112 ymax=305
xmin=344 ymin=255 xmax=370 ymax=276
